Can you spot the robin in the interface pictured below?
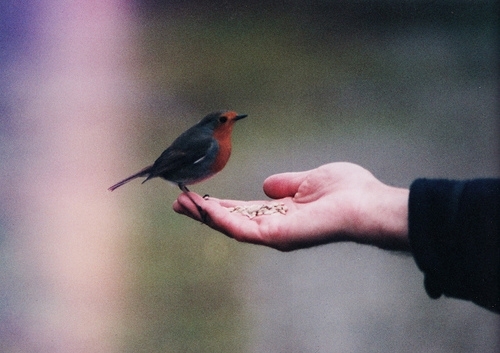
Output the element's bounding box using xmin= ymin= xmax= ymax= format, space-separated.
xmin=108 ymin=110 xmax=247 ymax=221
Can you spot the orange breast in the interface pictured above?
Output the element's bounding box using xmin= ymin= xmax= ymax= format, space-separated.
xmin=210 ymin=125 xmax=233 ymax=174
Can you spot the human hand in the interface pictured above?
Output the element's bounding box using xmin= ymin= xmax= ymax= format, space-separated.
xmin=173 ymin=162 xmax=410 ymax=251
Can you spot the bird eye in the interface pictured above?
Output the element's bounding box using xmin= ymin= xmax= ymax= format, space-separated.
xmin=219 ymin=116 xmax=228 ymax=123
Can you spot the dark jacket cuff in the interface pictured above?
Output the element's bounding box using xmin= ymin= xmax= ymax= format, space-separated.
xmin=408 ymin=178 xmax=499 ymax=312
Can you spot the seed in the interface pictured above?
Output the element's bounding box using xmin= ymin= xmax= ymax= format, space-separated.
xmin=226 ymin=202 xmax=288 ymax=218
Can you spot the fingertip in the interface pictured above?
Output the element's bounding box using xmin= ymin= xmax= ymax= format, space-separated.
xmin=172 ymin=199 xmax=184 ymax=214
xmin=172 ymin=196 xmax=191 ymax=218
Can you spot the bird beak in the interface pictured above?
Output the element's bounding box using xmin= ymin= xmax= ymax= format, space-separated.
xmin=235 ymin=114 xmax=247 ymax=121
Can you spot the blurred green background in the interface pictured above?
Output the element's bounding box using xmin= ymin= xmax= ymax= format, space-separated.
xmin=122 ymin=2 xmax=498 ymax=352
xmin=0 ymin=1 xmax=498 ymax=352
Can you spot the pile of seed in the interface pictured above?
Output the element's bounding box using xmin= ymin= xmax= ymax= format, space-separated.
xmin=227 ymin=202 xmax=288 ymax=219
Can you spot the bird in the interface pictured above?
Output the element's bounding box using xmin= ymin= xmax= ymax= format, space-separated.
xmin=108 ymin=110 xmax=247 ymax=221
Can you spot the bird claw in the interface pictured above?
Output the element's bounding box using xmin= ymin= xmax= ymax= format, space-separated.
xmin=181 ymin=188 xmax=210 ymax=224
xmin=203 ymin=194 xmax=210 ymax=200
xmin=194 ymin=204 xmax=210 ymax=224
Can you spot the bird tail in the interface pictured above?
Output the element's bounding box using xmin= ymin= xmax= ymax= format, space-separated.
xmin=108 ymin=165 xmax=153 ymax=191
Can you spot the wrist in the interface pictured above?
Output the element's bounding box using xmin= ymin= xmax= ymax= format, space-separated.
xmin=382 ymin=186 xmax=410 ymax=250
xmin=353 ymin=184 xmax=410 ymax=251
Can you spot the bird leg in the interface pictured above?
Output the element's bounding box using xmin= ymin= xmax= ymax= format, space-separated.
xmin=178 ymin=184 xmax=209 ymax=223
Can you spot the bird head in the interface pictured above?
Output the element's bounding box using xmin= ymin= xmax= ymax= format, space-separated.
xmin=198 ymin=111 xmax=247 ymax=131
xmin=201 ymin=110 xmax=247 ymax=146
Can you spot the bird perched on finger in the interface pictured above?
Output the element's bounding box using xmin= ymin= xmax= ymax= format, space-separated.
xmin=108 ymin=110 xmax=247 ymax=221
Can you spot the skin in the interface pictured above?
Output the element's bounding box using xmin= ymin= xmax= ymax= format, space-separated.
xmin=173 ymin=162 xmax=410 ymax=252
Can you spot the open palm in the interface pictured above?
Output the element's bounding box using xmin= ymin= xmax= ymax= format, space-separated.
xmin=173 ymin=163 xmax=409 ymax=251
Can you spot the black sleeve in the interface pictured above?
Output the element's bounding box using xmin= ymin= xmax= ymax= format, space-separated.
xmin=408 ymin=178 xmax=500 ymax=313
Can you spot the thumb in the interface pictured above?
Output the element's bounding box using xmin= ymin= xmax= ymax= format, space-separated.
xmin=263 ymin=170 xmax=309 ymax=199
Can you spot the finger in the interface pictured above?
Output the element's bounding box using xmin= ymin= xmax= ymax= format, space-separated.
xmin=173 ymin=192 xmax=206 ymax=221
xmin=174 ymin=193 xmax=267 ymax=245
xmin=263 ymin=170 xmax=310 ymax=199
xmin=201 ymin=202 xmax=270 ymax=246
xmin=178 ymin=194 xmax=270 ymax=209
xmin=173 ymin=199 xmax=195 ymax=217
xmin=206 ymin=197 xmax=271 ymax=209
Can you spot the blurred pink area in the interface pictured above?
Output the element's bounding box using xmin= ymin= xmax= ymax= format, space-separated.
xmin=2 ymin=1 xmax=137 ymax=351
